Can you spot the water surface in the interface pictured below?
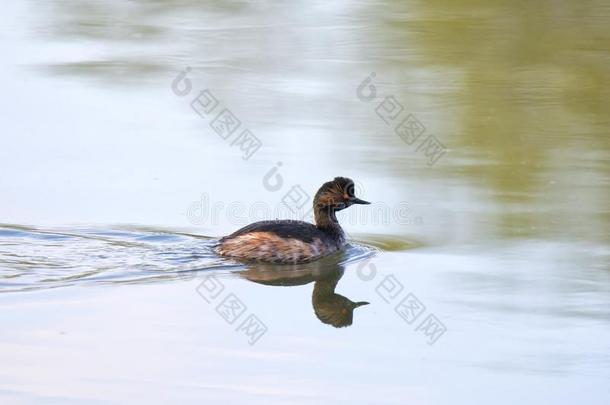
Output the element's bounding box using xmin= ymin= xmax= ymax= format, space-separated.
xmin=1 ymin=0 xmax=609 ymax=404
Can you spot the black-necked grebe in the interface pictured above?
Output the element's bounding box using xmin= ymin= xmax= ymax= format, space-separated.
xmin=216 ymin=177 xmax=370 ymax=264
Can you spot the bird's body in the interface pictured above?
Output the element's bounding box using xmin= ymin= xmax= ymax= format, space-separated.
xmin=215 ymin=177 xmax=369 ymax=264
xmin=216 ymin=219 xmax=345 ymax=263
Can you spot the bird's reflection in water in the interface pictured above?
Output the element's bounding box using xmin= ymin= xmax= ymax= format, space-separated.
xmin=235 ymin=253 xmax=369 ymax=328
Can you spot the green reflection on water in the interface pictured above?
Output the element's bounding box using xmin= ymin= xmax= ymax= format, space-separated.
xmin=377 ymin=0 xmax=610 ymax=242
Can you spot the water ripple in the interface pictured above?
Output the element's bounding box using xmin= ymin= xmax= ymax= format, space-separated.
xmin=0 ymin=224 xmax=380 ymax=293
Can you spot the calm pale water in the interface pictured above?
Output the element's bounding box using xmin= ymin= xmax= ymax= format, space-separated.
xmin=1 ymin=0 xmax=609 ymax=404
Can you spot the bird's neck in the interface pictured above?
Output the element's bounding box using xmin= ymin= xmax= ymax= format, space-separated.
xmin=314 ymin=204 xmax=339 ymax=227
xmin=314 ymin=205 xmax=345 ymax=244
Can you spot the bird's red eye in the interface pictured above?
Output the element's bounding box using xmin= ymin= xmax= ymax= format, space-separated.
xmin=346 ymin=183 xmax=355 ymax=196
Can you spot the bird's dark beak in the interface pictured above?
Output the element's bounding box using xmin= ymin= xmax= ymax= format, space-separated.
xmin=349 ymin=197 xmax=370 ymax=205
xmin=352 ymin=301 xmax=369 ymax=308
